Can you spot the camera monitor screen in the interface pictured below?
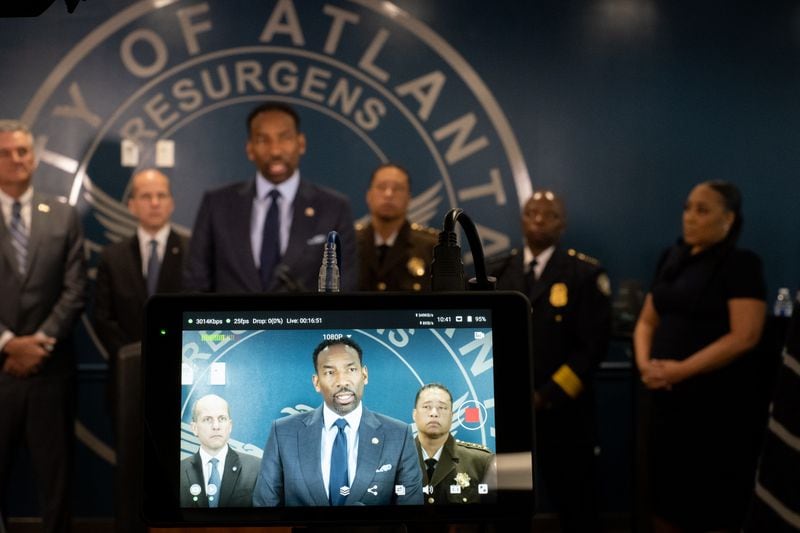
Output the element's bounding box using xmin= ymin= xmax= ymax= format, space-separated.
xmin=142 ymin=291 xmax=534 ymax=526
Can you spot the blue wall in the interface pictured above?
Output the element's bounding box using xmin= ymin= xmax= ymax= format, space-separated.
xmin=1 ymin=0 xmax=797 ymax=518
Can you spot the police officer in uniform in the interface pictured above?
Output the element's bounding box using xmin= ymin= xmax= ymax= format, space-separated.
xmin=356 ymin=163 xmax=438 ymax=292
xmin=412 ymin=383 xmax=496 ymax=505
xmin=487 ymin=190 xmax=611 ymax=531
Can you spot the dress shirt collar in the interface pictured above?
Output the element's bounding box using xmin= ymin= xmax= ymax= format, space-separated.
xmin=255 ymin=170 xmax=300 ymax=206
xmin=0 ymin=185 xmax=33 ymax=226
xmin=420 ymin=443 xmax=444 ymax=461
xmin=198 ymin=444 xmax=228 ymax=464
xmin=322 ymin=402 xmax=363 ymax=434
xmin=137 ymin=223 xmax=171 ymax=248
xmin=374 ymin=229 xmax=399 ymax=247
xmin=525 ymin=244 xmax=555 ymax=279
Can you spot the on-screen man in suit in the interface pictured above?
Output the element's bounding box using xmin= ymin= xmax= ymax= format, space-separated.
xmin=252 ymin=338 xmax=422 ymax=506
xmin=180 ymin=394 xmax=260 ymax=507
xmin=93 ymin=168 xmax=187 ymax=416
xmin=356 ymin=163 xmax=438 ymax=292
xmin=487 ymin=190 xmax=612 ymax=532
xmin=412 ymin=383 xmax=496 ymax=505
xmin=0 ymin=120 xmax=86 ymax=532
xmin=185 ymin=101 xmax=357 ymax=293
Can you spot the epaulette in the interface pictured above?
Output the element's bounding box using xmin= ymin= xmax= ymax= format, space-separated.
xmin=456 ymin=439 xmax=492 ymax=453
xmin=410 ymin=222 xmax=439 ymax=236
xmin=567 ymin=248 xmax=599 ymax=265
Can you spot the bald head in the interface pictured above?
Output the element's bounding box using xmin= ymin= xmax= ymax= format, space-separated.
xmin=128 ymin=168 xmax=174 ymax=234
xmin=521 ymin=190 xmax=566 ymax=255
xmin=190 ymin=394 xmax=233 ymax=455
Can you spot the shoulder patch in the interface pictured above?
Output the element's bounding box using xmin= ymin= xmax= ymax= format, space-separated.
xmin=567 ymin=248 xmax=599 ymax=265
xmin=456 ymin=439 xmax=492 ymax=453
xmin=411 ymin=222 xmax=439 ymax=236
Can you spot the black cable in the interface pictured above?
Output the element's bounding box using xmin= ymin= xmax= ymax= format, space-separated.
xmin=431 ymin=208 xmax=496 ymax=291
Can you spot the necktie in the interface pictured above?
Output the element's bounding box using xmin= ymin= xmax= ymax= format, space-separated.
xmin=259 ymin=190 xmax=281 ymax=291
xmin=329 ymin=418 xmax=349 ymax=505
xmin=425 ymin=458 xmax=437 ymax=482
xmin=207 ymin=457 xmax=221 ymax=508
xmin=9 ymin=201 xmax=27 ymax=275
xmin=528 ymin=258 xmax=539 ymax=280
xmin=146 ymin=239 xmax=160 ymax=295
xmin=377 ymin=244 xmax=390 ymax=266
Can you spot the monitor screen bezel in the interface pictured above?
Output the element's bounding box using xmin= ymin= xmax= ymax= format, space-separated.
xmin=141 ymin=291 xmax=534 ymax=526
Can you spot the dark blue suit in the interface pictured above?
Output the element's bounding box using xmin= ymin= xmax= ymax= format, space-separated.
xmin=185 ymin=178 xmax=357 ymax=293
xmin=252 ymin=405 xmax=423 ymax=506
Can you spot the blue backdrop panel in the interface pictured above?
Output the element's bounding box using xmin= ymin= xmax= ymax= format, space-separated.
xmin=180 ymin=327 xmax=496 ymax=459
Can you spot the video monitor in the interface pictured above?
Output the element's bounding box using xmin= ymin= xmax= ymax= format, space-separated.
xmin=142 ymin=291 xmax=534 ymax=526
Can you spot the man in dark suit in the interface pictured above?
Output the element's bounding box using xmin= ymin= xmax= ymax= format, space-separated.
xmin=180 ymin=394 xmax=260 ymax=508
xmin=93 ymin=168 xmax=187 ymax=405
xmin=0 ymin=120 xmax=86 ymax=532
xmin=487 ymin=190 xmax=611 ymax=532
xmin=253 ymin=338 xmax=422 ymax=506
xmin=412 ymin=383 xmax=496 ymax=505
xmin=356 ymin=163 xmax=438 ymax=292
xmin=185 ymin=102 xmax=357 ymax=293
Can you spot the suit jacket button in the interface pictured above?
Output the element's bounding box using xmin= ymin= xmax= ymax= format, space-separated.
xmin=377 ymin=282 xmax=387 ymax=291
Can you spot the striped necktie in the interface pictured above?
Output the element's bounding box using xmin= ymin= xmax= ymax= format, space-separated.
xmin=9 ymin=201 xmax=28 ymax=275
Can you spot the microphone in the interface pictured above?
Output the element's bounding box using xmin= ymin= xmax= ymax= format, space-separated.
xmin=318 ymin=231 xmax=341 ymax=292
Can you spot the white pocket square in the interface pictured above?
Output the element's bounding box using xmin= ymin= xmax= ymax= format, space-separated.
xmin=306 ymin=234 xmax=326 ymax=245
xmin=375 ymin=464 xmax=393 ymax=473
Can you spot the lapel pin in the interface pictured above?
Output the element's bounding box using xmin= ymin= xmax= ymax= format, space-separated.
xmin=171 ymin=246 xmax=180 ymax=254
xmin=372 ymin=437 xmax=379 ymax=444
xmin=37 ymin=203 xmax=50 ymax=213
xmin=232 ymin=466 xmax=238 ymax=472
xmin=305 ymin=207 xmax=315 ymax=217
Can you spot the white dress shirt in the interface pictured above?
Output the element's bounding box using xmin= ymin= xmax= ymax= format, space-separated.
xmin=524 ymin=244 xmax=555 ymax=280
xmin=136 ymin=224 xmax=171 ymax=277
xmin=320 ymin=403 xmax=362 ymax=497
xmin=250 ymin=171 xmax=300 ymax=268
xmin=198 ymin=445 xmax=228 ymax=493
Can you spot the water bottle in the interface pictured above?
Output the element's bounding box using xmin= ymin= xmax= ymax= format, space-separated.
xmin=773 ymin=287 xmax=793 ymax=317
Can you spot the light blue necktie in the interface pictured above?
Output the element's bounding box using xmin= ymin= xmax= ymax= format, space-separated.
xmin=329 ymin=418 xmax=349 ymax=505
xmin=146 ymin=239 xmax=160 ymax=295
xmin=207 ymin=457 xmax=220 ymax=508
xmin=9 ymin=201 xmax=27 ymax=275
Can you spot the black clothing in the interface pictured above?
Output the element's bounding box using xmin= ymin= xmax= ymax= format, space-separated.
xmin=414 ymin=435 xmax=495 ymax=505
xmin=356 ymin=221 xmax=437 ymax=292
xmin=488 ymin=247 xmax=611 ymax=531
xmin=647 ymin=241 xmax=766 ymax=530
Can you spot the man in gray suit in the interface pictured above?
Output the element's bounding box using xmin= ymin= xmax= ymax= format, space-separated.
xmin=180 ymin=394 xmax=260 ymax=508
xmin=253 ymin=338 xmax=423 ymax=506
xmin=0 ymin=120 xmax=86 ymax=532
xmin=185 ymin=102 xmax=357 ymax=293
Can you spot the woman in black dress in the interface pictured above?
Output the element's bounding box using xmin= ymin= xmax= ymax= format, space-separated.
xmin=634 ymin=180 xmax=767 ymax=532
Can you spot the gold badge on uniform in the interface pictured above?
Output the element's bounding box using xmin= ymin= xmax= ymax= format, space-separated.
xmin=549 ymin=283 xmax=568 ymax=307
xmin=406 ymin=257 xmax=426 ymax=277
xmin=596 ymin=273 xmax=611 ymax=296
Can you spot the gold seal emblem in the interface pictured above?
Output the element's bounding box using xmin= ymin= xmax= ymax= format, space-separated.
xmin=407 ymin=257 xmax=426 ymax=277
xmin=454 ymin=472 xmax=471 ymax=488
xmin=549 ymin=283 xmax=568 ymax=307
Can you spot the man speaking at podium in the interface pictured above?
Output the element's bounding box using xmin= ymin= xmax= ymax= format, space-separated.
xmin=185 ymin=102 xmax=357 ymax=293
xmin=252 ymin=338 xmax=422 ymax=506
